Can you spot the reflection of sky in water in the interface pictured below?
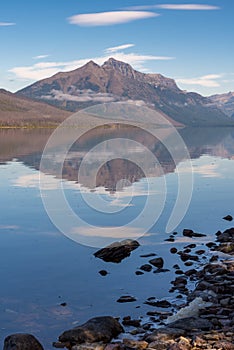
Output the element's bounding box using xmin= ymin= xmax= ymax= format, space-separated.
xmin=1 ymin=154 xmax=234 ymax=347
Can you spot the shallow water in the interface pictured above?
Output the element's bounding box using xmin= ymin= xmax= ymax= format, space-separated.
xmin=0 ymin=126 xmax=234 ymax=348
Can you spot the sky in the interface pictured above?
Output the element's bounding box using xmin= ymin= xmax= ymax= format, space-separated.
xmin=0 ymin=0 xmax=233 ymax=96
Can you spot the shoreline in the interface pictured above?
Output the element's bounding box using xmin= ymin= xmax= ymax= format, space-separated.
xmin=3 ymin=225 xmax=234 ymax=350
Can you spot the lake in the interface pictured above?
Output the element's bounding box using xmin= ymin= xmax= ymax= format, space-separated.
xmin=0 ymin=124 xmax=234 ymax=348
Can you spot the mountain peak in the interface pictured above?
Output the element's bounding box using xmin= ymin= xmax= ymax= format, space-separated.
xmin=102 ymin=57 xmax=136 ymax=78
xmin=83 ymin=60 xmax=100 ymax=69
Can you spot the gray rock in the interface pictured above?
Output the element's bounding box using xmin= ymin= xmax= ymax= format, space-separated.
xmin=144 ymin=327 xmax=186 ymax=342
xmin=59 ymin=317 xmax=123 ymax=345
xmin=167 ymin=317 xmax=212 ymax=331
xmin=4 ymin=334 xmax=44 ymax=350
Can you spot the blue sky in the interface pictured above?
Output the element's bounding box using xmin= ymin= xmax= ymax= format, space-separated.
xmin=0 ymin=0 xmax=233 ymax=96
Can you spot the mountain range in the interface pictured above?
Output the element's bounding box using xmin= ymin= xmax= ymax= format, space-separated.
xmin=0 ymin=88 xmax=69 ymax=126
xmin=1 ymin=58 xmax=234 ymax=126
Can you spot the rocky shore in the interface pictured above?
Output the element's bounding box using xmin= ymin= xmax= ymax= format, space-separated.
xmin=3 ymin=226 xmax=234 ymax=350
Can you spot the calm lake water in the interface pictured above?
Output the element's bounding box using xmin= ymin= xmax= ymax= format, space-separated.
xmin=0 ymin=126 xmax=234 ymax=348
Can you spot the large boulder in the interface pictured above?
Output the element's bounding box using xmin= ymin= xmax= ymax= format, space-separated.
xmin=94 ymin=239 xmax=140 ymax=263
xmin=59 ymin=316 xmax=123 ymax=345
xmin=3 ymin=334 xmax=44 ymax=350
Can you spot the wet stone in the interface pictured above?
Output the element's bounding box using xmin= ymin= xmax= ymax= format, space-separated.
xmin=135 ymin=271 xmax=144 ymax=275
xmin=140 ymin=264 xmax=152 ymax=272
xmin=4 ymin=334 xmax=44 ymax=350
xmin=183 ymin=229 xmax=206 ymax=238
xmin=170 ymin=248 xmax=178 ymax=254
xmin=94 ymin=239 xmax=140 ymax=263
xmin=117 ymin=296 xmax=137 ymax=303
xmin=223 ymin=215 xmax=233 ymax=221
xmin=149 ymin=257 xmax=164 ymax=269
xmin=99 ymin=270 xmax=108 ymax=276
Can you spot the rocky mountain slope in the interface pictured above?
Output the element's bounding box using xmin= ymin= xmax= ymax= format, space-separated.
xmin=208 ymin=91 xmax=234 ymax=118
xmin=0 ymin=89 xmax=70 ymax=126
xmin=17 ymin=58 xmax=232 ymax=126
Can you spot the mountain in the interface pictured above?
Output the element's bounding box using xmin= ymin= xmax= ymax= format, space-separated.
xmin=0 ymin=89 xmax=70 ymax=126
xmin=17 ymin=58 xmax=232 ymax=126
xmin=208 ymin=92 xmax=234 ymax=118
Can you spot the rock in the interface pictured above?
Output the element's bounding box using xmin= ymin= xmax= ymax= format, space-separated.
xmin=223 ymin=215 xmax=233 ymax=221
xmin=153 ymin=268 xmax=170 ymax=274
xmin=184 ymin=244 xmax=196 ymax=249
xmin=140 ymin=253 xmax=157 ymax=258
xmin=144 ymin=300 xmax=171 ymax=308
xmin=117 ymin=296 xmax=136 ymax=303
xmin=4 ymin=334 xmax=44 ymax=350
xmin=94 ymin=240 xmax=140 ymax=263
xmin=180 ymin=253 xmax=199 ymax=262
xmin=206 ymin=242 xmax=217 ymax=248
xmin=53 ymin=342 xmax=68 ymax=348
xmin=59 ymin=317 xmax=123 ymax=345
xmin=122 ymin=339 xmax=148 ymax=350
xmin=135 ymin=271 xmax=144 ymax=275
xmin=168 ymin=341 xmax=191 ymax=350
xmin=140 ymin=264 xmax=152 ymax=272
xmin=104 ymin=344 xmax=122 ymax=350
xmin=99 ymin=270 xmax=108 ymax=276
xmin=144 ymin=327 xmax=186 ymax=342
xmin=170 ymin=248 xmax=177 ymax=254
xmin=183 ymin=229 xmax=206 ymax=238
xmin=215 ymin=341 xmax=234 ymax=349
xmin=72 ymin=343 xmax=105 ymax=350
xmin=195 ymin=249 xmax=205 ymax=255
xmin=167 ymin=317 xmax=212 ymax=331
xmin=122 ymin=317 xmax=141 ymax=327
xmin=148 ymin=340 xmax=173 ymax=349
xmin=149 ymin=258 xmax=164 ymax=269
xmin=60 ymin=302 xmax=67 ymax=307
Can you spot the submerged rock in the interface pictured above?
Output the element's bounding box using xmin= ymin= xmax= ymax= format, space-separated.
xmin=117 ymin=296 xmax=137 ymax=303
xmin=223 ymin=215 xmax=233 ymax=221
xmin=99 ymin=270 xmax=108 ymax=276
xmin=144 ymin=299 xmax=172 ymax=308
xmin=140 ymin=264 xmax=152 ymax=272
xmin=58 ymin=316 xmax=123 ymax=345
xmin=149 ymin=257 xmax=164 ymax=269
xmin=4 ymin=334 xmax=44 ymax=350
xmin=94 ymin=239 xmax=140 ymax=263
xmin=183 ymin=229 xmax=206 ymax=238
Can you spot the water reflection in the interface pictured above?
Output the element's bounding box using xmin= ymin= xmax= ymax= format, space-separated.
xmin=1 ymin=126 xmax=234 ymax=191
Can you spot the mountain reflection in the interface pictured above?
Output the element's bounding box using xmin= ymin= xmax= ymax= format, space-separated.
xmin=1 ymin=126 xmax=234 ymax=191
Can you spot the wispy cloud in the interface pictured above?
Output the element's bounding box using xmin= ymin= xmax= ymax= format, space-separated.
xmin=126 ymin=4 xmax=220 ymax=11
xmin=10 ymin=46 xmax=174 ymax=82
xmin=105 ymin=44 xmax=135 ymax=54
xmin=33 ymin=55 xmax=50 ymax=60
xmin=68 ymin=11 xmax=158 ymax=27
xmin=176 ymin=74 xmax=222 ymax=88
xmin=0 ymin=22 xmax=15 ymax=26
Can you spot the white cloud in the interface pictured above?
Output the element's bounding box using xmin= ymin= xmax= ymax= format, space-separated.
xmin=68 ymin=11 xmax=158 ymax=27
xmin=126 ymin=4 xmax=220 ymax=10
xmin=176 ymin=74 xmax=222 ymax=88
xmin=33 ymin=55 xmax=50 ymax=60
xmin=178 ymin=162 xmax=220 ymax=178
xmin=105 ymin=44 xmax=135 ymax=53
xmin=71 ymin=226 xmax=144 ymax=239
xmin=0 ymin=22 xmax=15 ymax=26
xmin=10 ymin=50 xmax=174 ymax=82
xmin=42 ymin=89 xmax=119 ymax=103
